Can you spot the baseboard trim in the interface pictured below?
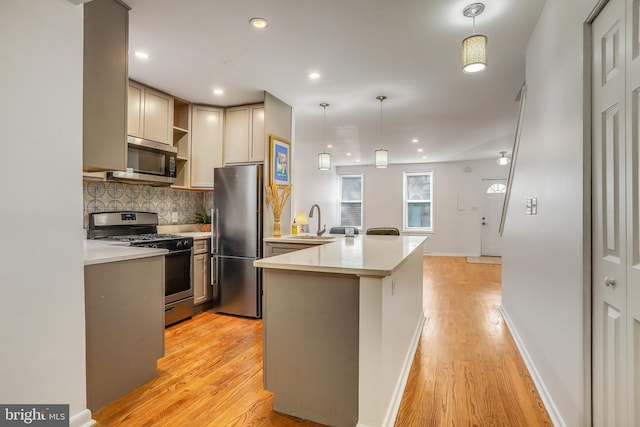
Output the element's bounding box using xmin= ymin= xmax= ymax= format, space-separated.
xmin=70 ymin=409 xmax=95 ymax=427
xmin=499 ymin=305 xmax=565 ymax=427
xmin=428 ymin=252 xmax=481 ymax=257
xmin=381 ymin=312 xmax=426 ymax=427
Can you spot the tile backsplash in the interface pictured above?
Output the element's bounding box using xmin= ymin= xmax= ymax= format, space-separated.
xmin=83 ymin=181 xmax=213 ymax=229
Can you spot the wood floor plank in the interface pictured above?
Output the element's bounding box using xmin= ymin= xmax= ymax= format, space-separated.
xmin=93 ymin=256 xmax=552 ymax=426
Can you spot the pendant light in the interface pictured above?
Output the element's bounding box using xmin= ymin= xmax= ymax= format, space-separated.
xmin=375 ymin=95 xmax=388 ymax=168
xmin=318 ymin=103 xmax=331 ymax=170
xmin=497 ymin=151 xmax=510 ymax=166
xmin=462 ymin=3 xmax=487 ymax=74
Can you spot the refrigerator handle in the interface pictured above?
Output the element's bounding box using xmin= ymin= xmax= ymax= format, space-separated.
xmin=212 ymin=208 xmax=219 ymax=255
xmin=210 ymin=256 xmax=218 ymax=285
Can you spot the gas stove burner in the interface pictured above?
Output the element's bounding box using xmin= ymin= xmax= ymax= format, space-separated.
xmin=105 ymin=233 xmax=182 ymax=242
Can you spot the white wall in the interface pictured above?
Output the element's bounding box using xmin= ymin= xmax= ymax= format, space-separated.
xmin=291 ymin=154 xmax=339 ymax=235
xmin=500 ymin=0 xmax=597 ymax=425
xmin=0 ymin=1 xmax=90 ymax=425
xmin=332 ymin=159 xmax=507 ymax=255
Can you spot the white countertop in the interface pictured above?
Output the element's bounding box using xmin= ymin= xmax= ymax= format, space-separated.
xmin=83 ymin=239 xmax=168 ymax=266
xmin=255 ymin=235 xmax=427 ymax=277
xmin=173 ymin=231 xmax=211 ymax=240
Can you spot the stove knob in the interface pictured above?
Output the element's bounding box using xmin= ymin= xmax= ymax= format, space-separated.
xmin=150 ymin=244 xmax=158 ymax=249
xmin=177 ymin=241 xmax=184 ymax=248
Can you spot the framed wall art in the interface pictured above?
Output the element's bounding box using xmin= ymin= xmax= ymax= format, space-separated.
xmin=269 ymin=135 xmax=291 ymax=185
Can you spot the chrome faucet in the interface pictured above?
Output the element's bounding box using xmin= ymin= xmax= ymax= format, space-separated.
xmin=308 ymin=204 xmax=326 ymax=236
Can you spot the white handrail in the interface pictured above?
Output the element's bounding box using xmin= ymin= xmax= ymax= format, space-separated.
xmin=499 ymin=84 xmax=527 ymax=236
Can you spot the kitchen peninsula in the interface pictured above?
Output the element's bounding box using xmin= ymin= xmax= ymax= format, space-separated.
xmin=255 ymin=234 xmax=426 ymax=427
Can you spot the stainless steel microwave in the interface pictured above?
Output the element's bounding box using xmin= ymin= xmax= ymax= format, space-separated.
xmin=107 ymin=136 xmax=177 ymax=185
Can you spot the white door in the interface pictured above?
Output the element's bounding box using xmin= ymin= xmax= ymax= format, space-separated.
xmin=591 ymin=0 xmax=636 ymax=424
xmin=481 ymin=180 xmax=506 ymax=256
xmin=624 ymin=0 xmax=640 ymax=421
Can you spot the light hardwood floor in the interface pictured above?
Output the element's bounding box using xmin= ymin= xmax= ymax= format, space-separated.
xmin=93 ymin=256 xmax=551 ymax=426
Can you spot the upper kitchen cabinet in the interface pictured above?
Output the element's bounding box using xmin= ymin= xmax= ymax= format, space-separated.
xmin=190 ymin=105 xmax=224 ymax=188
xmin=171 ymin=98 xmax=191 ymax=188
xmin=128 ymin=80 xmax=174 ymax=145
xmin=224 ymin=104 xmax=265 ymax=164
xmin=83 ymin=0 xmax=129 ymax=172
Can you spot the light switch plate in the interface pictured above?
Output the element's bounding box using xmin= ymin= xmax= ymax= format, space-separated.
xmin=531 ymin=197 xmax=538 ymax=215
xmin=171 ymin=212 xmax=179 ymax=223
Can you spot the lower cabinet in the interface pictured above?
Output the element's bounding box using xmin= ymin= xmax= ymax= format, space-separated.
xmin=85 ymin=255 xmax=164 ymax=411
xmin=264 ymin=241 xmax=319 ymax=257
xmin=193 ymin=239 xmax=212 ymax=305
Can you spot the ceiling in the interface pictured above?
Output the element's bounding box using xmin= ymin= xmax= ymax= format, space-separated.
xmin=126 ymin=0 xmax=545 ymax=166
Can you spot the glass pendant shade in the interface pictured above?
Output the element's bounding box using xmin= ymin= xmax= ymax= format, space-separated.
xmin=318 ymin=152 xmax=331 ymax=170
xmin=462 ymin=34 xmax=487 ymax=73
xmin=497 ymin=151 xmax=510 ymax=166
xmin=375 ymin=149 xmax=388 ymax=168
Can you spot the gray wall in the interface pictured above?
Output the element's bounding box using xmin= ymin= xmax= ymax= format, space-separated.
xmin=0 ymin=1 xmax=91 ymax=424
xmin=501 ymin=0 xmax=597 ymax=425
xmin=264 ymin=91 xmax=293 ymax=237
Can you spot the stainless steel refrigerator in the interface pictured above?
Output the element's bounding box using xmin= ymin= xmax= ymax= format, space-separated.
xmin=211 ymin=164 xmax=263 ymax=318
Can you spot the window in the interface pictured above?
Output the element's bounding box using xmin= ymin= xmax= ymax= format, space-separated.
xmin=403 ymin=171 xmax=433 ymax=231
xmin=486 ymin=183 xmax=506 ymax=193
xmin=339 ymin=174 xmax=362 ymax=228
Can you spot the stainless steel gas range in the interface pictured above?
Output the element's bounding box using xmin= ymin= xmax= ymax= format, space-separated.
xmin=88 ymin=211 xmax=194 ymax=326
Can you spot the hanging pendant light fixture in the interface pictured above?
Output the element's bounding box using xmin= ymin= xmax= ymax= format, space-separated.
xmin=318 ymin=103 xmax=331 ymax=170
xmin=462 ymin=3 xmax=487 ymax=73
xmin=497 ymin=151 xmax=510 ymax=166
xmin=375 ymin=95 xmax=388 ymax=168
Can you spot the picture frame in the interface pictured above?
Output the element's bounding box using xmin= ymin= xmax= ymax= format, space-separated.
xmin=269 ymin=135 xmax=291 ymax=186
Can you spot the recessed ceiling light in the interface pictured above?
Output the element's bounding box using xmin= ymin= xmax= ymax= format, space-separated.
xmin=412 ymin=138 xmax=419 ymax=143
xmin=422 ymin=156 xmax=427 ymax=160
xmin=249 ymin=17 xmax=269 ymax=29
xmin=213 ymin=88 xmax=224 ymax=95
xmin=417 ymin=148 xmax=423 ymax=152
xmin=327 ymin=144 xmax=333 ymax=148
xmin=134 ymin=51 xmax=149 ymax=59
xmin=346 ymin=152 xmax=352 ymax=156
xmin=309 ymin=72 xmax=321 ymax=80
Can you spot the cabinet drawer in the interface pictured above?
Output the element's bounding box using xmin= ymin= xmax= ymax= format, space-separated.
xmin=267 ymin=243 xmax=316 ymax=256
xmin=193 ymin=239 xmax=209 ymax=254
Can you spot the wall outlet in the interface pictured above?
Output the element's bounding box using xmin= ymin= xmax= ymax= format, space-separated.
xmin=171 ymin=212 xmax=179 ymax=223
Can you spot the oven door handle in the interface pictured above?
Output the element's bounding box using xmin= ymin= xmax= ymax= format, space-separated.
xmin=164 ymin=248 xmax=193 ymax=256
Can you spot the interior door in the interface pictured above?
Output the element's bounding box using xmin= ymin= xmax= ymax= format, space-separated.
xmin=624 ymin=0 xmax=640 ymax=422
xmin=592 ymin=0 xmax=629 ymax=424
xmin=481 ymin=180 xmax=506 ymax=256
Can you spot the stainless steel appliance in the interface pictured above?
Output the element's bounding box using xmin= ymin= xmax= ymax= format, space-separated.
xmin=88 ymin=211 xmax=194 ymax=326
xmin=212 ymin=164 xmax=263 ymax=318
xmin=107 ymin=136 xmax=177 ymax=186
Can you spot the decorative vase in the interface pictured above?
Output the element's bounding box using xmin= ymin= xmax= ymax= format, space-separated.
xmin=273 ymin=218 xmax=281 ymax=237
xmin=201 ymin=223 xmax=211 ymax=232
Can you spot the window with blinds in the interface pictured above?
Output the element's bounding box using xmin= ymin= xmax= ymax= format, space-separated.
xmin=339 ymin=174 xmax=363 ymax=228
xmin=403 ymin=171 xmax=433 ymax=231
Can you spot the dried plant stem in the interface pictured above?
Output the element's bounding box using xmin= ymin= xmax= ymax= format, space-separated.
xmin=265 ymin=183 xmax=292 ymax=221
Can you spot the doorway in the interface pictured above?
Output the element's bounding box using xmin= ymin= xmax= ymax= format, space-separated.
xmin=481 ymin=179 xmax=506 ymax=256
